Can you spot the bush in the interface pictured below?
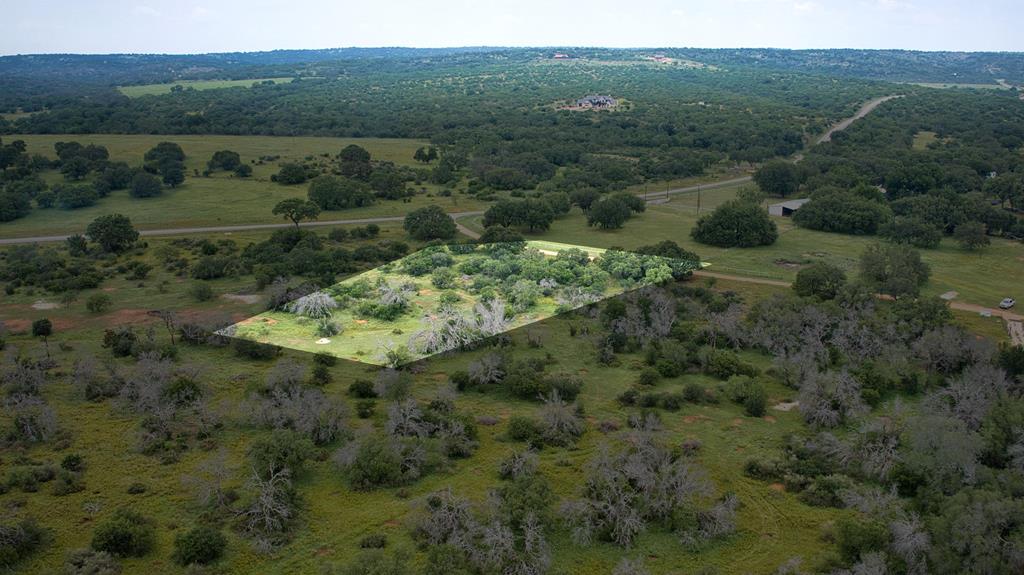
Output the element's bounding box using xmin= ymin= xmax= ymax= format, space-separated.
xmin=834 ymin=517 xmax=889 ymax=564
xmin=189 ymin=282 xmax=214 ymax=302
xmin=637 ymin=367 xmax=660 ymax=386
xmin=356 ymin=400 xmax=376 ymax=419
xmin=743 ymin=387 xmax=767 ymax=417
xmin=358 ymin=533 xmax=387 ymax=549
xmin=172 ymin=525 xmax=226 ymax=566
xmin=0 ymin=518 xmax=47 ymax=569
xmin=506 ymin=416 xmax=543 ymax=446
xmin=86 ymin=293 xmax=113 ymax=313
xmin=349 ymin=379 xmax=377 ymax=398
xmin=91 ymin=509 xmax=155 ymax=557
xmin=702 ymin=349 xmax=758 ymax=379
xmin=340 ymin=549 xmax=410 ymax=575
xmin=793 ymin=262 xmax=846 ymax=300
xmin=64 ymin=548 xmax=122 ymax=575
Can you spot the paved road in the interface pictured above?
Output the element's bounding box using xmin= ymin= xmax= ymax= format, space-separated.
xmin=0 ymin=211 xmax=486 ymax=246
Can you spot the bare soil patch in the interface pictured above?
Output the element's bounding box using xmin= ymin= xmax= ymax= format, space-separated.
xmin=773 ymin=401 xmax=800 ymax=412
xmin=222 ymin=293 xmax=261 ymax=304
xmin=31 ymin=301 xmax=60 ymax=310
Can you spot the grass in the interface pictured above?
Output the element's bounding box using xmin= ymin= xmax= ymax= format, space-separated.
xmin=117 ymin=78 xmax=295 ymax=97
xmin=912 ymin=130 xmax=938 ymax=150
xmin=3 ymin=270 xmax=844 ymax=575
xmin=4 ymin=218 xmax=1012 ymax=574
xmin=463 ymin=192 xmax=1024 ymax=309
xmin=1 ymin=134 xmax=489 ymax=237
xmin=231 ymin=241 xmax=688 ymax=363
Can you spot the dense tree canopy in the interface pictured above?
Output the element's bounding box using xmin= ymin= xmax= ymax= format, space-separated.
xmin=691 ymin=200 xmax=778 ymax=247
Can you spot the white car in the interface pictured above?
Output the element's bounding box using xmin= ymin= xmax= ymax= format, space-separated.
xmin=1000 ymin=298 xmax=1016 ymax=310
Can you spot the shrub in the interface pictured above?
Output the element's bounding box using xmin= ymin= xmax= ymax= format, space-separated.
xmin=743 ymin=387 xmax=767 ymax=417
xmin=189 ymin=282 xmax=214 ymax=302
xmin=506 ymin=416 xmax=543 ymax=446
xmin=356 ymin=400 xmax=376 ymax=419
xmin=834 ymin=517 xmax=889 ymax=564
xmin=358 ymin=533 xmax=387 ymax=549
xmin=248 ymin=430 xmax=314 ymax=477
xmin=637 ymin=367 xmax=660 ymax=386
xmin=86 ymin=293 xmax=113 ymax=313
xmin=63 ymin=548 xmax=122 ymax=575
xmin=172 ymin=525 xmax=226 ymax=566
xmin=793 ymin=262 xmax=846 ymax=300
xmin=91 ymin=509 xmax=155 ymax=557
xmin=340 ymin=549 xmax=410 ymax=575
xmin=0 ymin=518 xmax=47 ymax=569
xmin=702 ymin=349 xmax=758 ymax=379
xmin=349 ymin=379 xmax=378 ymax=398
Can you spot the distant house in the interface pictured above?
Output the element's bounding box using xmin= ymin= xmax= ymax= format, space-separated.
xmin=553 ymin=53 xmax=571 ymax=60
xmin=576 ymin=94 xmax=617 ymax=108
xmin=768 ymin=198 xmax=810 ymax=217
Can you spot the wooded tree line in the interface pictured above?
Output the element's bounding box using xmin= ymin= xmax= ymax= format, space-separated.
xmin=755 ymin=90 xmax=1024 ymax=244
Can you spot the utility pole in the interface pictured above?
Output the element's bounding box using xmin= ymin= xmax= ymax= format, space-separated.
xmin=697 ymin=185 xmax=702 ymax=214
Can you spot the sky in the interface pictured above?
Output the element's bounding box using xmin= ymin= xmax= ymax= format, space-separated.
xmin=2 ymin=0 xmax=1021 ymax=55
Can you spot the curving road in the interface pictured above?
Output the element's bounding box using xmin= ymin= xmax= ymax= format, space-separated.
xmin=0 ymin=94 xmax=899 ymax=246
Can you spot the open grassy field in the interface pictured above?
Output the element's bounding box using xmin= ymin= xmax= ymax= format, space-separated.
xmin=1 ymin=134 xmax=491 ymax=237
xmin=117 ymin=78 xmax=295 ymax=97
xmin=1 ymin=259 xmax=845 ymax=575
xmin=464 ymin=193 xmax=1024 ymax=309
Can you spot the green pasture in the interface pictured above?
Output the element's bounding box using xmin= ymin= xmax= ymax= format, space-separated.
xmin=463 ymin=192 xmax=1024 ymax=309
xmin=117 ymin=78 xmax=295 ymax=97
xmin=1 ymin=134 xmax=490 ymax=238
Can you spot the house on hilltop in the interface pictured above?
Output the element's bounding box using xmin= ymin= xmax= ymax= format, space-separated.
xmin=576 ymin=95 xmax=617 ymax=108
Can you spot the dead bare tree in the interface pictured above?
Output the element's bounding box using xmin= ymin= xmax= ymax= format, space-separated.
xmin=234 ymin=466 xmax=296 ymax=553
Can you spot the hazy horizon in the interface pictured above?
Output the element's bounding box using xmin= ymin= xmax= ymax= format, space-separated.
xmin=3 ymin=0 xmax=1022 ymax=56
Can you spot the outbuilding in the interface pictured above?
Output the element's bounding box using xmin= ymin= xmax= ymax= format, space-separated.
xmin=768 ymin=198 xmax=810 ymax=217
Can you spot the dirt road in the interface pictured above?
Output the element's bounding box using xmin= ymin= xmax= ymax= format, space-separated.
xmin=816 ymin=95 xmax=903 ymax=144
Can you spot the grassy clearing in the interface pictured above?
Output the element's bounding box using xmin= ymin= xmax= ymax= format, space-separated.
xmin=463 ymin=192 xmax=1024 ymax=308
xmin=912 ymin=130 xmax=938 ymax=150
xmin=1 ymin=134 xmax=490 ymax=237
xmin=117 ymin=78 xmax=294 ymax=97
xmin=230 ymin=241 xmax=676 ymax=363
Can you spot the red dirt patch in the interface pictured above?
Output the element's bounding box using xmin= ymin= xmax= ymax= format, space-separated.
xmin=763 ymin=415 xmax=777 ymax=423
xmin=3 ymin=319 xmax=30 ymax=333
xmin=104 ymin=309 xmax=155 ymax=327
xmin=768 ymin=483 xmax=785 ymax=492
xmin=355 ymin=319 xmax=368 ymax=325
xmin=682 ymin=415 xmax=709 ymax=424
